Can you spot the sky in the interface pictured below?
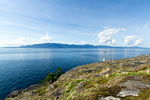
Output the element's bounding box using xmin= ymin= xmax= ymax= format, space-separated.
xmin=0 ymin=0 xmax=150 ymax=47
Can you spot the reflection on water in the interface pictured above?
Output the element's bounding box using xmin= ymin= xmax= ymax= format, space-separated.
xmin=0 ymin=48 xmax=149 ymax=99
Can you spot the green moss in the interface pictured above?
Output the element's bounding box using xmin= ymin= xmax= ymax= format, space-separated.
xmin=64 ymin=82 xmax=69 ymax=86
xmin=128 ymin=72 xmax=142 ymax=75
xmin=64 ymin=79 xmax=85 ymax=100
xmin=65 ymin=83 xmax=75 ymax=93
xmin=112 ymin=71 xmax=150 ymax=77
xmin=35 ymin=87 xmax=47 ymax=96
xmin=65 ymin=79 xmax=84 ymax=93
xmin=112 ymin=72 xmax=121 ymax=76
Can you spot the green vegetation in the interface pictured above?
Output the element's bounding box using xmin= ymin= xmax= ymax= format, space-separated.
xmin=41 ymin=67 xmax=63 ymax=85
xmin=112 ymin=70 xmax=150 ymax=76
xmin=35 ymin=87 xmax=47 ymax=96
xmin=65 ymin=79 xmax=84 ymax=93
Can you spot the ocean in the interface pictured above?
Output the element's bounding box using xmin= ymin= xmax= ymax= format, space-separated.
xmin=0 ymin=48 xmax=149 ymax=99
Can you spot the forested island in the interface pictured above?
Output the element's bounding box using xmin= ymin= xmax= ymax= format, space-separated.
xmin=18 ymin=43 xmax=147 ymax=49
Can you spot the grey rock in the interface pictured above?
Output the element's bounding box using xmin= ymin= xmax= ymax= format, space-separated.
xmin=22 ymin=84 xmax=41 ymax=93
xmin=82 ymin=69 xmax=95 ymax=73
xmin=117 ymin=80 xmax=150 ymax=97
xmin=76 ymin=81 xmax=86 ymax=92
xmin=52 ymin=89 xmax=61 ymax=96
xmin=117 ymin=89 xmax=140 ymax=97
xmin=99 ymin=96 xmax=120 ymax=100
xmin=48 ymin=85 xmax=55 ymax=90
xmin=119 ymin=80 xmax=150 ymax=89
xmin=8 ymin=90 xmax=22 ymax=98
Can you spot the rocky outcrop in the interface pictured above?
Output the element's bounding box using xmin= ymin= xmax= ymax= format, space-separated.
xmin=117 ymin=80 xmax=150 ymax=97
xmin=6 ymin=55 xmax=150 ymax=100
xmin=7 ymin=90 xmax=22 ymax=98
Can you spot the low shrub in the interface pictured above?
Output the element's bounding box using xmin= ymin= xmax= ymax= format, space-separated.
xmin=41 ymin=67 xmax=63 ymax=85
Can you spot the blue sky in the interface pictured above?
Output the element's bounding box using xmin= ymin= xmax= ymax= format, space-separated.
xmin=0 ymin=0 xmax=150 ymax=47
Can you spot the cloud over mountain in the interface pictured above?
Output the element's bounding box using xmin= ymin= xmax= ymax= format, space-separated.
xmin=125 ymin=35 xmax=143 ymax=46
xmin=39 ymin=34 xmax=53 ymax=43
xmin=134 ymin=39 xmax=143 ymax=45
xmin=0 ymin=34 xmax=53 ymax=47
xmin=97 ymin=28 xmax=126 ymax=45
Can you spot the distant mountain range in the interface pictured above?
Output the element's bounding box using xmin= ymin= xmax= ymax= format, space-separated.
xmin=19 ymin=43 xmax=148 ymax=49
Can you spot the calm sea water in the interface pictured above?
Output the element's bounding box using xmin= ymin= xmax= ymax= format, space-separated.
xmin=0 ymin=48 xmax=150 ymax=99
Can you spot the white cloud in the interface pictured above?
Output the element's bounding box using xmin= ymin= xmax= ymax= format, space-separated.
xmin=125 ymin=35 xmax=143 ymax=46
xmin=39 ymin=34 xmax=53 ymax=43
xmin=134 ymin=39 xmax=143 ymax=46
xmin=97 ymin=28 xmax=126 ymax=45
xmin=125 ymin=35 xmax=137 ymax=45
xmin=0 ymin=42 xmax=13 ymax=47
xmin=80 ymin=40 xmax=87 ymax=44
xmin=14 ymin=37 xmax=32 ymax=45
xmin=14 ymin=35 xmax=53 ymax=46
xmin=0 ymin=34 xmax=53 ymax=47
xmin=0 ymin=37 xmax=32 ymax=47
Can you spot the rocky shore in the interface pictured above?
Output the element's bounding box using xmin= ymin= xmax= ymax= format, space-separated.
xmin=6 ymin=55 xmax=150 ymax=100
